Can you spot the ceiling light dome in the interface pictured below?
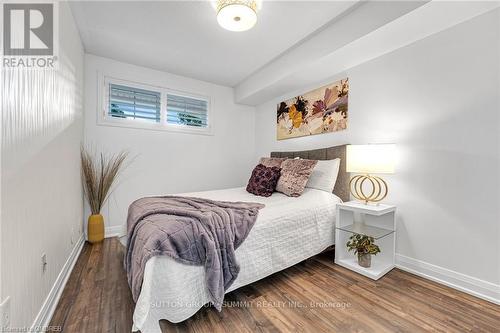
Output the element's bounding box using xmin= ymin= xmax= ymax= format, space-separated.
xmin=216 ymin=0 xmax=258 ymax=32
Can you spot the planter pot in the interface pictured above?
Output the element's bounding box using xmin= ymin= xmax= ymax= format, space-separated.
xmin=88 ymin=214 xmax=104 ymax=243
xmin=357 ymin=253 xmax=371 ymax=268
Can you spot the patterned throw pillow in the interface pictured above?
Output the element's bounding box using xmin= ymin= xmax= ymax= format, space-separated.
xmin=246 ymin=164 xmax=281 ymax=197
xmin=276 ymin=159 xmax=318 ymax=197
xmin=259 ymin=157 xmax=287 ymax=168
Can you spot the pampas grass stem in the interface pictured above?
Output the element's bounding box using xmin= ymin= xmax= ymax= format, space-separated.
xmin=81 ymin=146 xmax=128 ymax=215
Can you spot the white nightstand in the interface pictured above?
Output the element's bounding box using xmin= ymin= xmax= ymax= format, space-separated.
xmin=335 ymin=201 xmax=396 ymax=280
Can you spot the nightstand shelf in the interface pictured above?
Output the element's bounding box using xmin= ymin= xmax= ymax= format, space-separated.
xmin=336 ymin=201 xmax=395 ymax=216
xmin=335 ymin=201 xmax=396 ymax=280
xmin=337 ymin=222 xmax=394 ymax=240
xmin=336 ymin=257 xmax=394 ymax=280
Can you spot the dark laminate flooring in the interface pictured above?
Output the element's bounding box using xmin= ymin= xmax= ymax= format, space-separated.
xmin=49 ymin=238 xmax=500 ymax=332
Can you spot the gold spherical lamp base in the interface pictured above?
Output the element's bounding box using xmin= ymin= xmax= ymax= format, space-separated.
xmin=349 ymin=174 xmax=388 ymax=204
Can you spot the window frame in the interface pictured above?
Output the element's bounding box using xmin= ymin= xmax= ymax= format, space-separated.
xmin=97 ymin=74 xmax=213 ymax=135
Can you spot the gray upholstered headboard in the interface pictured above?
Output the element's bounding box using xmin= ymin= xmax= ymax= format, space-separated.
xmin=270 ymin=144 xmax=350 ymax=202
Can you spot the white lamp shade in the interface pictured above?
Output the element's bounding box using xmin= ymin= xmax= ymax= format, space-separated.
xmin=346 ymin=144 xmax=395 ymax=174
xmin=217 ymin=3 xmax=257 ymax=32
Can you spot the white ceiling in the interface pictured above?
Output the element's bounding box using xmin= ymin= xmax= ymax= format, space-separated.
xmin=69 ymin=1 xmax=358 ymax=86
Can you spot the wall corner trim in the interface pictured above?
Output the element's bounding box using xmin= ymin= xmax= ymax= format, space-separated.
xmin=396 ymin=254 xmax=500 ymax=305
xmin=31 ymin=236 xmax=85 ymax=330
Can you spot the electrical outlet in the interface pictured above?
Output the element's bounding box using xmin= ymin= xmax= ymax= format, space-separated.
xmin=0 ymin=296 xmax=11 ymax=329
xmin=41 ymin=253 xmax=47 ymax=273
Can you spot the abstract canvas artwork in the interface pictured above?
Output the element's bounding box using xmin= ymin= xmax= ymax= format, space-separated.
xmin=276 ymin=78 xmax=349 ymax=140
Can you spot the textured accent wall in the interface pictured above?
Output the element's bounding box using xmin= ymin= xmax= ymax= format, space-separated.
xmin=0 ymin=2 xmax=85 ymax=328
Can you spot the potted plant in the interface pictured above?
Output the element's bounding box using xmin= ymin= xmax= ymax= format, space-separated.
xmin=346 ymin=234 xmax=381 ymax=268
xmin=81 ymin=146 xmax=128 ymax=243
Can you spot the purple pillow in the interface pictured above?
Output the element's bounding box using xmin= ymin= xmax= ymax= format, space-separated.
xmin=246 ymin=164 xmax=281 ymax=197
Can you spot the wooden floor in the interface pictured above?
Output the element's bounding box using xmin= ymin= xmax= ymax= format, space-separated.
xmin=50 ymin=238 xmax=500 ymax=333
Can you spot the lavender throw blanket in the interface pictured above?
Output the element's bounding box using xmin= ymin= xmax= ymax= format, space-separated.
xmin=125 ymin=196 xmax=264 ymax=310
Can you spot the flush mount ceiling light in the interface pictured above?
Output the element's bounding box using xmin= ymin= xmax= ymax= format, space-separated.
xmin=216 ymin=0 xmax=258 ymax=32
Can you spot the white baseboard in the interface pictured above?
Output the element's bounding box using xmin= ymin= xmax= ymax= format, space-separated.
xmin=105 ymin=225 xmax=125 ymax=238
xmin=396 ymin=254 xmax=499 ymax=305
xmin=31 ymin=236 xmax=85 ymax=330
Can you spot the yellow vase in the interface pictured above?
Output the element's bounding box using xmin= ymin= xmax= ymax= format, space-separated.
xmin=88 ymin=214 xmax=104 ymax=243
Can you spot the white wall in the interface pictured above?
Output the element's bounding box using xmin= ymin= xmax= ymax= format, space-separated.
xmin=84 ymin=55 xmax=256 ymax=234
xmin=1 ymin=2 xmax=84 ymax=328
xmin=254 ymin=9 xmax=499 ymax=294
xmin=235 ymin=1 xmax=499 ymax=106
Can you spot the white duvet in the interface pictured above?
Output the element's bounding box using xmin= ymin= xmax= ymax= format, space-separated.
xmin=132 ymin=187 xmax=340 ymax=332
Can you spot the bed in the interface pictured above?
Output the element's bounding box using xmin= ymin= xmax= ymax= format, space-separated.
xmin=131 ymin=145 xmax=350 ymax=333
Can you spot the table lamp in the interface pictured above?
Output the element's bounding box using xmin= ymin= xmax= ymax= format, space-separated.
xmin=346 ymin=144 xmax=395 ymax=204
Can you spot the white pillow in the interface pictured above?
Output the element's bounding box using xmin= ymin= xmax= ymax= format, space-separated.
xmin=305 ymin=158 xmax=340 ymax=193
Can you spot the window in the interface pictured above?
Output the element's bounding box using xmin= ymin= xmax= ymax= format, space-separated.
xmin=109 ymin=84 xmax=161 ymax=123
xmin=166 ymin=94 xmax=208 ymax=127
xmin=99 ymin=75 xmax=212 ymax=134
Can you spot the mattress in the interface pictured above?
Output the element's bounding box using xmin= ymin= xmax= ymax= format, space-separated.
xmin=132 ymin=187 xmax=340 ymax=332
